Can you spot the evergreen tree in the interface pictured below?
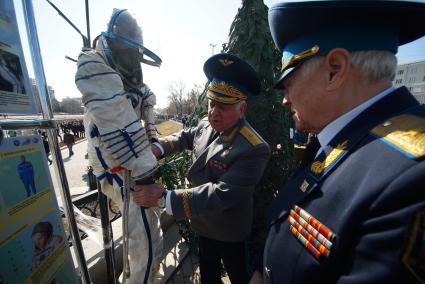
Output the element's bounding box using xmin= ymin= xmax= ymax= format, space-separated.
xmin=222 ymin=0 xmax=295 ymax=266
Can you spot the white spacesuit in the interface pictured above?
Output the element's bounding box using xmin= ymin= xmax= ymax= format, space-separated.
xmin=75 ymin=9 xmax=163 ymax=284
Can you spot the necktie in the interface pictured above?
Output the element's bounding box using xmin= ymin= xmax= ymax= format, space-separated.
xmin=208 ymin=130 xmax=220 ymax=145
xmin=300 ymin=135 xmax=320 ymax=168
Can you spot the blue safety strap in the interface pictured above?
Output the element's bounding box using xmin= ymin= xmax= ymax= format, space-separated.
xmin=90 ymin=125 xmax=99 ymax=138
xmin=95 ymin=146 xmax=124 ymax=199
xmin=140 ymin=207 xmax=153 ymax=284
xmin=100 ymin=119 xmax=139 ymax=138
xmin=120 ymin=129 xmax=139 ymax=158
xmin=127 ymin=94 xmax=139 ymax=108
xmin=106 ymin=128 xmax=145 ymax=151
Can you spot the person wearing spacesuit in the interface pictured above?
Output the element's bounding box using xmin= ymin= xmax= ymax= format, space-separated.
xmin=75 ymin=9 xmax=163 ymax=284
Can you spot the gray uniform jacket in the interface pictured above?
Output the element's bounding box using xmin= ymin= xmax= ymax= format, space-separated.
xmin=161 ymin=117 xmax=271 ymax=242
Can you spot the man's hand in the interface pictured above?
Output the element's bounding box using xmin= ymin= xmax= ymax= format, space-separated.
xmin=151 ymin=144 xmax=162 ymax=159
xmin=249 ymin=271 xmax=263 ymax=284
xmin=132 ymin=183 xmax=165 ymax=207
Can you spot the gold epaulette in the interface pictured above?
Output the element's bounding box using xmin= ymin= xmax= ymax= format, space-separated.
xmin=240 ymin=126 xmax=263 ymax=146
xmin=371 ymin=114 xmax=425 ymax=159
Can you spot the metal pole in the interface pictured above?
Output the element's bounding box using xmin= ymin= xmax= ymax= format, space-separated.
xmin=97 ymin=182 xmax=117 ymax=284
xmin=122 ymin=169 xmax=132 ymax=283
xmin=0 ymin=119 xmax=56 ymax=130
xmin=21 ymin=1 xmax=92 ymax=283
xmin=85 ymin=0 xmax=91 ymax=47
xmin=209 ymin=43 xmax=217 ymax=55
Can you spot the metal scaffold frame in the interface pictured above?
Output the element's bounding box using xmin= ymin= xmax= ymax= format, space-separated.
xmin=0 ymin=1 xmax=92 ymax=283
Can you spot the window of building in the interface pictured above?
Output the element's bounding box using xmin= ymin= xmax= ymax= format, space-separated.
xmin=397 ymin=70 xmax=404 ymax=75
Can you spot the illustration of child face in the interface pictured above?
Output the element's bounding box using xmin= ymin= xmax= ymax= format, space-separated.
xmin=32 ymin=232 xmax=47 ymax=249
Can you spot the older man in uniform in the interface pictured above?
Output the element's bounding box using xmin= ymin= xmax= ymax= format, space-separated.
xmin=250 ymin=1 xmax=425 ymax=283
xmin=134 ymin=53 xmax=271 ymax=283
xmin=75 ymin=9 xmax=163 ymax=284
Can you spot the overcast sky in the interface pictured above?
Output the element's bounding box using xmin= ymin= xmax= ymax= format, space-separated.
xmin=15 ymin=0 xmax=425 ymax=108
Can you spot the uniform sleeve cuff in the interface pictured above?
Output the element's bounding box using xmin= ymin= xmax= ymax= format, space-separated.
xmin=165 ymin=191 xmax=173 ymax=215
xmin=153 ymin=142 xmax=165 ymax=156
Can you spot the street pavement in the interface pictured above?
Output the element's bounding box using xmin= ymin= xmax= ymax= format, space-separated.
xmin=49 ymin=138 xmax=90 ymax=199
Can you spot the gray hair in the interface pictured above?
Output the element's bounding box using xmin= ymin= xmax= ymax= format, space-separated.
xmin=299 ymin=50 xmax=397 ymax=84
xmin=235 ymin=100 xmax=246 ymax=108
xmin=235 ymin=100 xmax=246 ymax=118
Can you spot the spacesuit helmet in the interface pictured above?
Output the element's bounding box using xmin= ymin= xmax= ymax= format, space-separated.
xmin=101 ymin=9 xmax=162 ymax=87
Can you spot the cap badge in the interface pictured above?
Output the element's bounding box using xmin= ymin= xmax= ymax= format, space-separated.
xmin=281 ymin=45 xmax=320 ymax=71
xmin=219 ymin=59 xmax=234 ymax=66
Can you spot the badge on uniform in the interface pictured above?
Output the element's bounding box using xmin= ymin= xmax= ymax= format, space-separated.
xmin=221 ymin=146 xmax=232 ymax=157
xmin=208 ymin=159 xmax=227 ymax=170
xmin=402 ymin=210 xmax=425 ymax=283
xmin=288 ymin=205 xmax=336 ymax=261
xmin=311 ymin=140 xmax=348 ymax=175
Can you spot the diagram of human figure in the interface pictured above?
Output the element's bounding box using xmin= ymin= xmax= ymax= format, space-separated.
xmin=17 ymin=155 xmax=36 ymax=197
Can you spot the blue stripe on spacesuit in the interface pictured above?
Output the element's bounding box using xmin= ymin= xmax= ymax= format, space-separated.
xmin=77 ymin=60 xmax=105 ymax=68
xmin=127 ymin=94 xmax=139 ymax=108
xmin=140 ymin=207 xmax=153 ymax=284
xmin=120 ymin=129 xmax=139 ymax=158
xmin=106 ymin=128 xmax=145 ymax=149
xmin=96 ymin=172 xmax=124 ymax=199
xmin=84 ymin=93 xmax=123 ymax=107
xmin=95 ymin=147 xmax=152 ymax=284
xmin=115 ymin=138 xmax=149 ymax=160
xmin=75 ymin=71 xmax=118 ymax=82
xmin=90 ymin=125 xmax=99 ymax=138
xmin=100 ymin=119 xmax=140 ymax=139
xmin=110 ymin=134 xmax=146 ymax=155
xmin=97 ymin=172 xmax=113 ymax=185
xmin=113 ymin=174 xmax=124 ymax=200
xmin=95 ymin=146 xmax=124 ymax=199
xmin=120 ymin=144 xmax=150 ymax=165
xmin=95 ymin=146 xmax=109 ymax=170
xmin=109 ymin=133 xmax=145 ymax=152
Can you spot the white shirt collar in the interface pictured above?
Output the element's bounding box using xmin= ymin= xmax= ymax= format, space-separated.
xmin=317 ymin=86 xmax=395 ymax=156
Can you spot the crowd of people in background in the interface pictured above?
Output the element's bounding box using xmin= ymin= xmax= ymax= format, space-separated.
xmin=58 ymin=120 xmax=85 ymax=138
xmin=37 ymin=120 xmax=84 ymax=159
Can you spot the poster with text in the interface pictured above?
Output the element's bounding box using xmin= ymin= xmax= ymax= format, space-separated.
xmin=0 ymin=0 xmax=37 ymax=114
xmin=0 ymin=136 xmax=78 ymax=284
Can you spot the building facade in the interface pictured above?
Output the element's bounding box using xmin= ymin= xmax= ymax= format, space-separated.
xmin=393 ymin=60 xmax=425 ymax=104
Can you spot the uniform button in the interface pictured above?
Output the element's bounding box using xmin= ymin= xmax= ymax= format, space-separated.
xmin=265 ymin=267 xmax=272 ymax=278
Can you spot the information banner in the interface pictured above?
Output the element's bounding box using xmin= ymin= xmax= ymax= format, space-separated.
xmin=0 ymin=0 xmax=37 ymax=114
xmin=0 ymin=136 xmax=78 ymax=284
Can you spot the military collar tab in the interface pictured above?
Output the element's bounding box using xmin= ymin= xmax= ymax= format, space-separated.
xmin=220 ymin=126 xmax=239 ymax=142
xmin=220 ymin=119 xmax=244 ymax=142
xmin=308 ymin=140 xmax=350 ymax=182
